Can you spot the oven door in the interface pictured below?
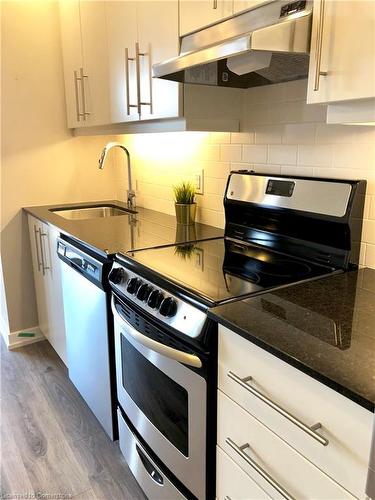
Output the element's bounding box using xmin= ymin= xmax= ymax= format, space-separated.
xmin=111 ymin=294 xmax=207 ymax=500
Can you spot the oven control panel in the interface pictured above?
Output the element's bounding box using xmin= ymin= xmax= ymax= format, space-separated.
xmin=108 ymin=262 xmax=208 ymax=339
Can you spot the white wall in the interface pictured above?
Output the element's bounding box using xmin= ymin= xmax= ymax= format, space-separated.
xmin=0 ymin=1 xmax=123 ymax=336
xmin=125 ymin=80 xmax=375 ymax=268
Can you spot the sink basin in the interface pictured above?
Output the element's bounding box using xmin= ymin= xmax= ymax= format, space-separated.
xmin=51 ymin=205 xmax=136 ymax=220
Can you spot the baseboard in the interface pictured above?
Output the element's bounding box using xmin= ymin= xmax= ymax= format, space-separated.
xmin=8 ymin=325 xmax=45 ymax=350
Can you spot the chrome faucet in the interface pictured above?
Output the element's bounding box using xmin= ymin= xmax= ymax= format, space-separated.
xmin=98 ymin=142 xmax=136 ymax=210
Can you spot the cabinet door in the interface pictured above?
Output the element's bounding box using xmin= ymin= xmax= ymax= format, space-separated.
xmin=233 ymin=0 xmax=274 ymax=15
xmin=41 ymin=223 xmax=67 ymax=365
xmin=307 ymin=0 xmax=375 ymax=104
xmin=137 ymin=1 xmax=181 ymax=120
xmin=105 ymin=1 xmax=140 ymax=123
xmin=27 ymin=216 xmax=49 ymax=338
xmin=79 ymin=0 xmax=111 ymax=126
xmin=179 ymin=0 xmax=233 ymax=36
xmin=59 ymin=0 xmax=84 ymax=128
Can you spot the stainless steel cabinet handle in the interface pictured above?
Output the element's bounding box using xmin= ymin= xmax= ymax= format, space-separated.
xmin=213 ymin=0 xmax=218 ymax=9
xmin=111 ymin=297 xmax=202 ymax=368
xmin=226 ymin=438 xmax=295 ymax=500
xmin=39 ymin=232 xmax=51 ymax=275
xmin=135 ymin=42 xmax=142 ymax=115
xmin=79 ymin=67 xmax=90 ymax=119
xmin=228 ymin=371 xmax=329 ymax=446
xmin=73 ymin=70 xmax=84 ymax=122
xmin=136 ymin=42 xmax=153 ymax=116
xmin=313 ymin=0 xmax=328 ymax=91
xmin=33 ymin=226 xmax=42 ymax=272
xmin=125 ymin=48 xmax=138 ymax=116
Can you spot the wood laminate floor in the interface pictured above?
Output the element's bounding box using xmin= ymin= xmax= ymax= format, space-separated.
xmin=0 ymin=338 xmax=146 ymax=499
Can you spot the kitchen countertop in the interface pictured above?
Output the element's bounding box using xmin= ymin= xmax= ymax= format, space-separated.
xmin=209 ymin=268 xmax=375 ymax=412
xmin=24 ymin=200 xmax=223 ymax=257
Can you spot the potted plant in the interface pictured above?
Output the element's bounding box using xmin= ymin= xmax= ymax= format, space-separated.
xmin=173 ymin=181 xmax=196 ymax=225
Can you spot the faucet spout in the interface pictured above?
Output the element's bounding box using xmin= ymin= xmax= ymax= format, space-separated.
xmin=98 ymin=142 xmax=136 ymax=210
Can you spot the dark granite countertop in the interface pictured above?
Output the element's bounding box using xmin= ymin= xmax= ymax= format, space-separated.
xmin=209 ymin=268 xmax=375 ymax=412
xmin=24 ymin=200 xmax=223 ymax=257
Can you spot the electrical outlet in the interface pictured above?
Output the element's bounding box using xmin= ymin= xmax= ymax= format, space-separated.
xmin=194 ymin=169 xmax=204 ymax=195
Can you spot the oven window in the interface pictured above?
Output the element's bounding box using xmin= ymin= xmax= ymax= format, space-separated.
xmin=121 ymin=334 xmax=189 ymax=456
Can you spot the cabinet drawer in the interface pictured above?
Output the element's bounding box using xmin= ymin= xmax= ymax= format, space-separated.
xmin=218 ymin=391 xmax=356 ymax=500
xmin=218 ymin=326 xmax=373 ymax=498
xmin=217 ymin=446 xmax=270 ymax=500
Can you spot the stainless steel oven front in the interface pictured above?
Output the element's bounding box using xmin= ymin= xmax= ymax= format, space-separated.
xmin=111 ymin=294 xmax=207 ymax=500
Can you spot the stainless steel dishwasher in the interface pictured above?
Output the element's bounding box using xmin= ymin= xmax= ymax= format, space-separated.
xmin=57 ymin=238 xmax=116 ymax=440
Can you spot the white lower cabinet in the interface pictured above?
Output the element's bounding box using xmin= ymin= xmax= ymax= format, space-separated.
xmin=28 ymin=215 xmax=66 ymax=364
xmin=216 ymin=446 xmax=271 ymax=500
xmin=218 ymin=391 xmax=355 ymax=500
xmin=216 ymin=325 xmax=373 ymax=499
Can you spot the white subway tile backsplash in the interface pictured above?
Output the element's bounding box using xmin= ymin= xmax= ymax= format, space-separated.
xmin=242 ymin=144 xmax=268 ymax=163
xmin=210 ymin=132 xmax=231 ymax=144
xmin=200 ymin=144 xmax=220 ymax=161
xmin=370 ymin=196 xmax=375 ymax=219
xmin=332 ymin=143 xmax=375 ymax=169
xmin=298 ymin=145 xmax=333 ymax=167
xmin=365 ymin=244 xmax=375 ymax=268
xmin=254 ymin=125 xmax=282 ymax=144
xmin=359 ymin=243 xmax=366 ymax=267
xmin=220 ymin=144 xmax=242 ymax=162
xmin=198 ymin=193 xmax=224 ymax=212
xmin=230 ymin=132 xmax=254 ymax=144
xmin=269 ymin=145 xmax=297 ymax=165
xmin=252 ymin=164 xmax=281 ymax=174
xmin=204 ymin=177 xmax=227 ymax=195
xmin=315 ymin=124 xmax=355 ymax=144
xmin=362 ymin=220 xmax=375 ymax=245
xmin=131 ymin=80 xmax=375 ymax=269
xmin=363 ymin=195 xmax=371 ymax=219
xmin=282 ymin=123 xmax=316 ymax=145
xmin=200 ymin=161 xmax=230 ymax=179
xmin=197 ymin=206 xmax=222 ymax=228
xmin=280 ymin=165 xmax=314 ymax=177
xmin=354 ymin=127 xmax=375 ymax=144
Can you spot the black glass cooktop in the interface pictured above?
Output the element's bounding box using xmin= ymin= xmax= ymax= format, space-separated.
xmin=126 ymin=238 xmax=336 ymax=307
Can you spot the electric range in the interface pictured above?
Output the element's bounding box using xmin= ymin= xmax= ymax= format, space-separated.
xmin=109 ymin=172 xmax=366 ymax=500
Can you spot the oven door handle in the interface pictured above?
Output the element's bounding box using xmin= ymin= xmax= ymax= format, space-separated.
xmin=111 ymin=296 xmax=203 ymax=369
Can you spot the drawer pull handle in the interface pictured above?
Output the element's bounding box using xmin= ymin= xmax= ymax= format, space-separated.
xmin=226 ymin=437 xmax=295 ymax=500
xmin=228 ymin=371 xmax=329 ymax=447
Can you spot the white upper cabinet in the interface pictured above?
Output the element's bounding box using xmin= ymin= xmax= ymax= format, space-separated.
xmin=59 ymin=0 xmax=84 ymax=128
xmin=79 ymin=1 xmax=111 ymax=126
xmin=307 ymin=0 xmax=375 ymax=105
xmin=59 ymin=0 xmax=242 ymax=132
xmin=179 ymin=0 xmax=233 ymax=36
xmin=59 ymin=0 xmax=110 ymax=127
xmin=137 ymin=1 xmax=181 ymax=120
xmin=105 ymin=1 xmax=139 ymax=123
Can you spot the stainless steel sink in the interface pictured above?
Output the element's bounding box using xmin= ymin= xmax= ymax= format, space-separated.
xmin=51 ymin=205 xmax=136 ymax=220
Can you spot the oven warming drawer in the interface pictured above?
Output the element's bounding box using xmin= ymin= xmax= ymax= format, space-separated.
xmin=118 ymin=409 xmax=187 ymax=500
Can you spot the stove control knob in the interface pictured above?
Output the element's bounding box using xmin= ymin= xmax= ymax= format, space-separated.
xmin=137 ymin=283 xmax=152 ymax=302
xmin=147 ymin=290 xmax=164 ymax=309
xmin=126 ymin=277 xmax=141 ymax=295
xmin=109 ymin=267 xmax=125 ymax=285
xmin=159 ymin=297 xmax=177 ymax=318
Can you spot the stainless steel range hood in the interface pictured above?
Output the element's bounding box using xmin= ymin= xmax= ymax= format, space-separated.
xmin=153 ymin=0 xmax=313 ymax=89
